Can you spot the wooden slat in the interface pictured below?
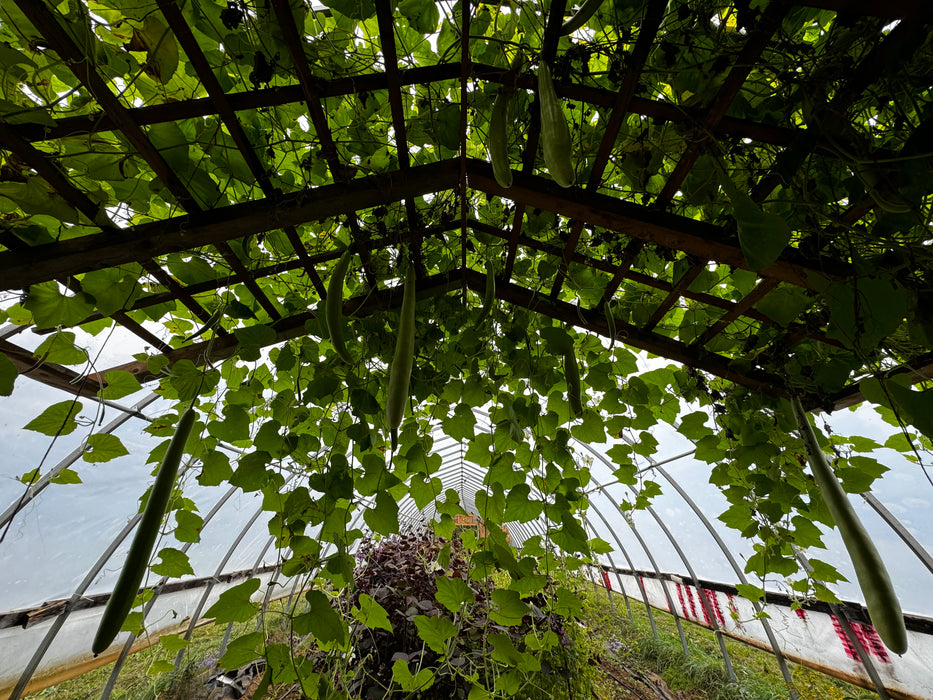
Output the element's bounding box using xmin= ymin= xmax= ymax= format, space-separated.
xmin=693 ymin=278 xmax=780 ymax=348
xmin=643 ymin=265 xmax=704 ymax=332
xmin=467 ymin=218 xmax=842 ymax=349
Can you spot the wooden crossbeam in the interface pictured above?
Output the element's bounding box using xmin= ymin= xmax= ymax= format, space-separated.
xmin=92 ymin=270 xmax=464 ymax=385
xmin=461 ymin=268 xmax=792 ymax=397
xmin=0 ymin=160 xmax=461 ymax=290
xmin=0 ymin=338 xmax=100 ymax=398
xmin=466 ymin=159 xmax=848 ymax=288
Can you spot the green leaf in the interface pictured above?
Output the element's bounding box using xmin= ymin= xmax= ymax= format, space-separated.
xmin=50 ymin=468 xmax=81 ymax=484
xmin=719 ymin=171 xmax=792 ymax=271
xmin=168 ymin=360 xmax=220 ymax=401
xmin=490 ymin=589 xmax=529 ymax=626
xmin=351 ymin=594 xmax=393 ymax=632
xmin=503 ymin=484 xmax=542 ymax=523
xmin=399 ymin=0 xmax=439 ymax=33
xmin=755 ymin=284 xmax=814 ymax=326
xmin=570 ymin=411 xmax=606 ymax=443
xmin=83 ymin=433 xmax=129 ymax=463
xmin=736 ymin=583 xmax=765 ymax=601
xmin=158 ymin=633 xmax=190 ymax=653
xmin=207 ymin=405 xmax=251 ymax=442
xmin=303 ymin=590 xmax=347 ymax=645
xmin=319 ymin=0 xmax=375 ymax=20
xmin=0 ymin=178 xmax=83 ymax=224
xmin=677 ymin=411 xmax=711 ymax=440
xmin=363 ymin=490 xmax=399 ymax=536
xmin=33 ymin=331 xmax=86 ymax=365
xmin=205 ymin=578 xmax=261 ymax=624
xmin=24 ymin=400 xmax=82 ymax=436
xmin=0 ymin=352 xmax=16 ymax=396
xmin=80 ymin=267 xmax=143 ymax=317
xmin=132 ymin=17 xmax=178 ymax=84
xmin=198 ymin=450 xmax=232 ymax=486
xmin=391 ymin=660 xmax=434 ymax=693
xmin=539 ymin=326 xmax=574 ymax=354
xmin=234 ymin=324 xmax=277 ymax=361
xmin=99 ymin=370 xmax=143 ymax=400
xmin=151 ymin=547 xmax=194 ymax=577
xmin=219 ymin=631 xmax=263 ymax=669
xmin=414 ymin=614 xmax=457 ymax=654
xmin=552 ymin=587 xmax=583 ymax=618
xmin=24 ymin=281 xmax=96 ymax=329
xmin=443 ymin=402 xmax=477 ymax=441
xmin=409 ymin=473 xmax=442 ymax=510
xmin=174 ymin=509 xmax=204 ymax=543
xmin=435 ymin=576 xmax=474 ymax=612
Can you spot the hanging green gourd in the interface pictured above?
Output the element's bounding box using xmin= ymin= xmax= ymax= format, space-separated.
xmin=92 ymin=404 xmax=197 ymax=655
xmin=386 ymin=263 xmax=417 ymax=448
xmin=791 ymin=397 xmax=907 ymax=654
xmin=326 ymin=249 xmax=354 ymax=364
xmin=538 ymin=61 xmax=575 ymax=188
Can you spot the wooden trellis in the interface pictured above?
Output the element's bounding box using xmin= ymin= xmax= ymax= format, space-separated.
xmin=1 ymin=0 xmax=932 ymax=410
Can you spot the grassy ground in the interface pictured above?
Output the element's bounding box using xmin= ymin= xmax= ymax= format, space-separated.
xmin=31 ymin=583 xmax=878 ymax=700
xmin=575 ymin=581 xmax=877 ymax=700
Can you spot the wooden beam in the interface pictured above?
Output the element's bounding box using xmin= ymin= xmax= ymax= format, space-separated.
xmin=461 ymin=269 xmax=792 ymax=397
xmin=830 ymin=354 xmax=933 ymax=412
xmin=93 ymin=270 xmax=464 ymax=384
xmin=0 ymin=159 xmax=461 ymax=290
xmin=0 ymin=339 xmax=102 ymax=398
xmin=466 ymin=159 xmax=849 ymax=288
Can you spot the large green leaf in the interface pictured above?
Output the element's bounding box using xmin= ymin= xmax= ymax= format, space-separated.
xmin=24 ymin=400 xmax=82 ymax=436
xmin=413 ymin=614 xmax=457 ymax=654
xmin=205 ymin=578 xmax=261 ymax=624
xmin=24 ymin=282 xmax=96 ymax=329
xmin=719 ymin=171 xmax=792 ymax=271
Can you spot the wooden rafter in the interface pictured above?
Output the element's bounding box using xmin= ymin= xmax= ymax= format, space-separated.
xmin=466 ymin=159 xmax=848 ymax=288
xmin=0 ymin=160 xmax=462 ymax=290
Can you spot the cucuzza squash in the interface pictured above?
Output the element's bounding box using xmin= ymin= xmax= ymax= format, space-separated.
xmin=92 ymin=404 xmax=197 ymax=655
xmin=474 ymin=263 xmax=496 ymax=326
xmin=565 ymin=347 xmax=583 ymax=419
xmin=386 ymin=264 xmax=417 ymax=443
xmin=489 ymin=89 xmax=513 ymax=189
xmin=791 ymin=397 xmax=907 ymax=654
xmin=538 ymin=62 xmax=575 ymax=188
xmin=325 ymin=249 xmax=354 ymax=363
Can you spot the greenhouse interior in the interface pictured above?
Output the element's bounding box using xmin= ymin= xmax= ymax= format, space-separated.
xmin=1 ymin=0 xmax=932 ymax=698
